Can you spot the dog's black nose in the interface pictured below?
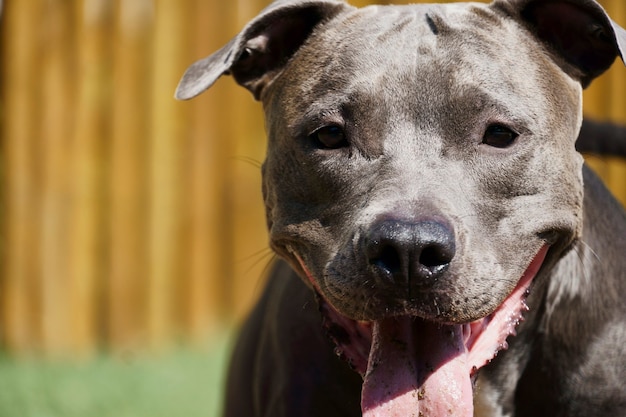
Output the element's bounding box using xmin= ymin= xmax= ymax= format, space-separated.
xmin=364 ymin=218 xmax=455 ymax=291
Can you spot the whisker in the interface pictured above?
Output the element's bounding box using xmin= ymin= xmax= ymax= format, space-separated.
xmin=578 ymin=239 xmax=601 ymax=264
xmin=233 ymin=155 xmax=263 ymax=169
xmin=241 ymin=248 xmax=275 ymax=274
xmin=238 ymin=246 xmax=274 ymax=263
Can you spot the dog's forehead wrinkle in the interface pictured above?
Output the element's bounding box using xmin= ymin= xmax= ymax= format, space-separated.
xmin=279 ymin=2 xmax=550 ymax=142
xmin=305 ymin=5 xmax=557 ymax=141
xmin=308 ymin=4 xmax=450 ymax=74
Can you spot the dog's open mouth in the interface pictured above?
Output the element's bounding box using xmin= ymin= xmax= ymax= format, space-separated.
xmin=297 ymin=245 xmax=549 ymax=416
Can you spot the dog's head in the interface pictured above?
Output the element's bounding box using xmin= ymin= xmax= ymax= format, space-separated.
xmin=177 ymin=0 xmax=625 ymax=415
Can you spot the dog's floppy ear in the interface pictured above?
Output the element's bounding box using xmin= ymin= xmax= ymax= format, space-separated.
xmin=175 ymin=0 xmax=352 ymax=100
xmin=496 ymin=0 xmax=626 ymax=87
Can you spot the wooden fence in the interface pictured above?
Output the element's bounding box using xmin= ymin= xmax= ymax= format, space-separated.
xmin=0 ymin=0 xmax=625 ymax=356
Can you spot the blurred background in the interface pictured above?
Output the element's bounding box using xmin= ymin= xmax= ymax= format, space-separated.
xmin=0 ymin=0 xmax=624 ymax=416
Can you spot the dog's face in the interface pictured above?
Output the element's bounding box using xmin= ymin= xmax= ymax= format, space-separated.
xmin=262 ymin=3 xmax=584 ymax=324
xmin=176 ymin=0 xmax=625 ymax=415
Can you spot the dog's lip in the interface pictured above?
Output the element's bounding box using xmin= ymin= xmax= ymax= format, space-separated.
xmin=293 ymin=244 xmax=549 ymax=414
xmin=464 ymin=244 xmax=549 ymax=374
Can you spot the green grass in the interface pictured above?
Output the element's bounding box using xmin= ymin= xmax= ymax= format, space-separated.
xmin=0 ymin=336 xmax=232 ymax=417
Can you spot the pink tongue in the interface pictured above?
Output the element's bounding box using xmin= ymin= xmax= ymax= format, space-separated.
xmin=361 ymin=317 xmax=474 ymax=417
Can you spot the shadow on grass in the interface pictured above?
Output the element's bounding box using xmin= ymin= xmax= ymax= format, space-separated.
xmin=0 ymin=333 xmax=233 ymax=417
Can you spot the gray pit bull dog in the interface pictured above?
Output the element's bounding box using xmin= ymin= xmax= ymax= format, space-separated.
xmin=176 ymin=0 xmax=626 ymax=415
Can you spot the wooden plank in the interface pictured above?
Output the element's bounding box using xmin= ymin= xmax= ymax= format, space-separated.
xmin=0 ymin=0 xmax=45 ymax=354
xmin=38 ymin=0 xmax=76 ymax=355
xmin=68 ymin=0 xmax=113 ymax=355
xmin=179 ymin=0 xmax=235 ymax=343
xmin=147 ymin=0 xmax=191 ymax=349
xmin=107 ymin=0 xmax=152 ymax=351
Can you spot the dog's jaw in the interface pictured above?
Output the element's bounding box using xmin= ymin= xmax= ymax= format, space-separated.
xmin=295 ymin=245 xmax=549 ymax=417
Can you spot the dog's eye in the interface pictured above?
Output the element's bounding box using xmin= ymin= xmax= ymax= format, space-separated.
xmin=311 ymin=125 xmax=348 ymax=149
xmin=482 ymin=124 xmax=518 ymax=148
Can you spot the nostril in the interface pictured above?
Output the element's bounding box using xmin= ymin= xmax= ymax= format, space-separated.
xmin=419 ymin=244 xmax=453 ymax=268
xmin=370 ymin=244 xmax=402 ymax=276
